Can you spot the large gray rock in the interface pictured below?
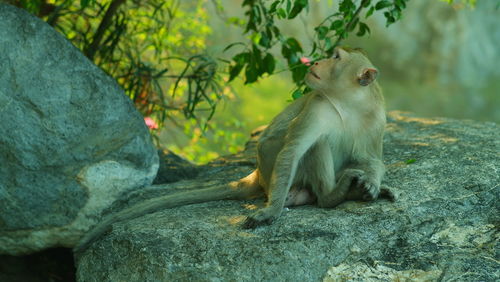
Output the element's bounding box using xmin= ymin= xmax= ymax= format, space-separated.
xmin=76 ymin=112 xmax=499 ymax=281
xmin=0 ymin=4 xmax=159 ymax=255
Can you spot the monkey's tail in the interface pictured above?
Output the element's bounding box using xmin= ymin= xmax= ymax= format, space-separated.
xmin=74 ymin=171 xmax=262 ymax=255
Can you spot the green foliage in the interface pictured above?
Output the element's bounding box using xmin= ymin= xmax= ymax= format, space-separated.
xmin=228 ymin=0 xmax=409 ymax=98
xmin=11 ymin=0 xmax=219 ymax=134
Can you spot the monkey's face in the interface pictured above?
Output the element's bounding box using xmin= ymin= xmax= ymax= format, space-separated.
xmin=305 ymin=48 xmax=347 ymax=90
xmin=305 ymin=47 xmax=378 ymax=91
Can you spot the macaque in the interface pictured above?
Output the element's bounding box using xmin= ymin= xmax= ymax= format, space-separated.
xmin=75 ymin=47 xmax=393 ymax=253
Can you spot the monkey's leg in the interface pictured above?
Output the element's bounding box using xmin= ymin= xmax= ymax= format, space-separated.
xmin=243 ymin=149 xmax=295 ymax=228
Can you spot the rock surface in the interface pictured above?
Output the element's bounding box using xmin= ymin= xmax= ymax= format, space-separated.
xmin=0 ymin=4 xmax=158 ymax=255
xmin=152 ymin=150 xmax=199 ymax=185
xmin=76 ymin=112 xmax=499 ymax=281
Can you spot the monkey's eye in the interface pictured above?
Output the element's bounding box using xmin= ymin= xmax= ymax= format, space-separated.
xmin=333 ymin=52 xmax=341 ymax=60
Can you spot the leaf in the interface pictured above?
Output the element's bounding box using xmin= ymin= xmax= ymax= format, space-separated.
xmin=290 ymin=53 xmax=300 ymax=64
xmin=291 ymin=64 xmax=308 ymax=84
xmin=272 ymin=26 xmax=281 ymax=38
xmin=277 ymin=8 xmax=287 ymax=18
xmin=245 ymin=64 xmax=258 ymax=84
xmin=330 ymin=20 xmax=344 ymax=31
xmin=339 ymin=0 xmax=355 ymax=13
xmin=262 ymin=53 xmax=276 ymax=74
xmin=233 ymin=52 xmax=249 ymax=64
xmin=252 ymin=6 xmax=262 ymax=25
xmin=406 ymin=159 xmax=416 ymax=164
xmin=228 ymin=52 xmax=249 ymax=82
xmin=80 ymin=0 xmax=90 ymax=8
xmin=288 ymin=0 xmax=308 ymax=19
xmin=285 ymin=37 xmax=303 ymax=53
xmin=269 ymin=0 xmax=280 ymax=13
xmin=281 ymin=45 xmax=291 ymax=59
xmin=259 ymin=30 xmax=272 ymax=48
xmin=356 ymin=22 xmax=370 ymax=36
xmin=375 ymin=0 xmax=392 ymax=10
xmin=251 ymin=44 xmax=263 ymax=72
xmin=384 ymin=11 xmax=396 ymax=26
xmin=292 ymin=89 xmax=303 ymax=100
xmin=395 ymin=0 xmax=407 ymax=9
xmin=324 ymin=37 xmax=332 ymax=51
xmin=245 ymin=20 xmax=257 ymax=33
xmin=315 ymin=26 xmax=329 ymax=40
xmin=334 ymin=28 xmax=345 ymax=37
xmin=365 ymin=6 xmax=375 ymax=17
xmin=80 ymin=0 xmax=96 ymax=8
xmin=229 ymin=63 xmax=245 ymax=82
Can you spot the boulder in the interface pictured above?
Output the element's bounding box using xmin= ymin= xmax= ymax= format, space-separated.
xmin=152 ymin=150 xmax=199 ymax=184
xmin=0 ymin=4 xmax=159 ymax=255
xmin=76 ymin=112 xmax=499 ymax=281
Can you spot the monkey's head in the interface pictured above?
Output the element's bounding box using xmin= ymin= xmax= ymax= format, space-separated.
xmin=305 ymin=47 xmax=379 ymax=91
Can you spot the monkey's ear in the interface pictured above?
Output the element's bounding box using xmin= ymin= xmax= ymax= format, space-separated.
xmin=358 ymin=68 xmax=378 ymax=86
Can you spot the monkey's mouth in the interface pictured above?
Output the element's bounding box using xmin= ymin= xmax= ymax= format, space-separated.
xmin=309 ymin=70 xmax=320 ymax=80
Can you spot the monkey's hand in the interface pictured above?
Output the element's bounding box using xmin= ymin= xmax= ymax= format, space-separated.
xmin=341 ymin=169 xmax=380 ymax=201
xmin=242 ymin=208 xmax=281 ymax=229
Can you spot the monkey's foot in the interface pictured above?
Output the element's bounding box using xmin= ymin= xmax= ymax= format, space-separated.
xmin=379 ymin=185 xmax=398 ymax=202
xmin=343 ymin=169 xmax=380 ymax=201
xmin=242 ymin=208 xmax=280 ymax=229
xmin=359 ymin=181 xmax=380 ymax=201
xmin=242 ymin=216 xmax=272 ymax=229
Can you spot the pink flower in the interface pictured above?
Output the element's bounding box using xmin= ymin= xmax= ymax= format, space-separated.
xmin=144 ymin=117 xmax=159 ymax=130
xmin=300 ymin=57 xmax=311 ymax=66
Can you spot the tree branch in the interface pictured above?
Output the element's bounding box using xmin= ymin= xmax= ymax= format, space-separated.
xmin=84 ymin=0 xmax=127 ymax=61
xmin=333 ymin=0 xmax=370 ymax=48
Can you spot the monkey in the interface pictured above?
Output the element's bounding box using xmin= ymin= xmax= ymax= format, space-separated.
xmin=74 ymin=47 xmax=394 ymax=254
